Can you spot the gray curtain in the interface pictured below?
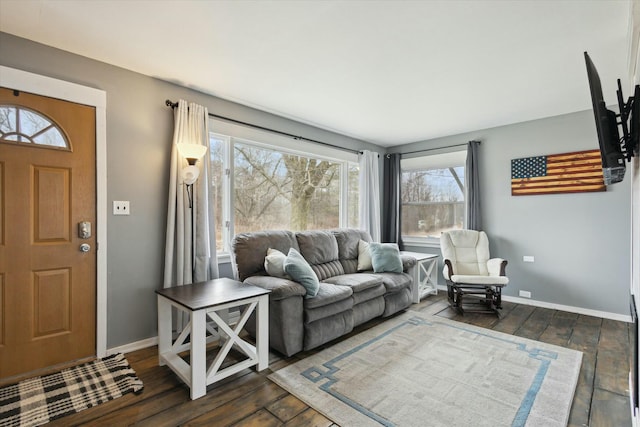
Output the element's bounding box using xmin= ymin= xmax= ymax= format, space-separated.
xmin=465 ymin=140 xmax=482 ymax=230
xmin=382 ymin=153 xmax=404 ymax=249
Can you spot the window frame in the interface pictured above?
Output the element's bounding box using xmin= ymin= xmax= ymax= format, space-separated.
xmin=209 ymin=118 xmax=359 ymax=260
xmin=400 ymin=149 xmax=467 ymax=247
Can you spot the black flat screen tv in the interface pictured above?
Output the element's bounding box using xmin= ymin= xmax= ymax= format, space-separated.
xmin=584 ymin=52 xmax=626 ymax=184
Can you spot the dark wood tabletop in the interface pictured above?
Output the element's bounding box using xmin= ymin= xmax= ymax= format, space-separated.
xmin=156 ymin=278 xmax=270 ymax=311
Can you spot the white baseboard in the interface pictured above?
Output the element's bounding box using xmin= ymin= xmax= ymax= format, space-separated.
xmin=500 ymin=295 xmax=631 ymax=322
xmin=436 ymin=285 xmax=630 ymax=322
xmin=107 ymin=336 xmax=158 ymax=356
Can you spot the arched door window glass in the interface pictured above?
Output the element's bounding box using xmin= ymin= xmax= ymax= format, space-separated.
xmin=0 ymin=105 xmax=69 ymax=149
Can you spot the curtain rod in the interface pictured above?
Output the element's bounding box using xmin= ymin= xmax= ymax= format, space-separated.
xmin=166 ymin=100 xmax=362 ymax=155
xmin=386 ymin=140 xmax=480 ymax=158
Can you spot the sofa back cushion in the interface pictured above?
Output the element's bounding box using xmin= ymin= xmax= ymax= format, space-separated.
xmin=296 ymin=230 xmax=345 ymax=281
xmin=332 ymin=229 xmax=373 ymax=274
xmin=232 ymin=230 xmax=299 ymax=281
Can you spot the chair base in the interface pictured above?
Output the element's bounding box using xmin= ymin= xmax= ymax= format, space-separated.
xmin=447 ymin=282 xmax=504 ymax=317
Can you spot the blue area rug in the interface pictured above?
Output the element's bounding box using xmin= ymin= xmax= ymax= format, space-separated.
xmin=269 ymin=311 xmax=582 ymax=427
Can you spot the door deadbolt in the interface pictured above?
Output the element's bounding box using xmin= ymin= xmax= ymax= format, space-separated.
xmin=78 ymin=221 xmax=92 ymax=239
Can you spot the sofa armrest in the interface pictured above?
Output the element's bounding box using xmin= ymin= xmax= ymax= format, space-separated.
xmin=243 ymin=275 xmax=306 ymax=301
xmin=487 ymin=258 xmax=508 ymax=277
xmin=400 ymin=254 xmax=417 ymax=272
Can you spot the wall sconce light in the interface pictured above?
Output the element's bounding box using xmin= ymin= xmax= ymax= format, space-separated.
xmin=177 ymin=143 xmax=208 ymax=184
xmin=176 ymin=143 xmax=208 ymax=208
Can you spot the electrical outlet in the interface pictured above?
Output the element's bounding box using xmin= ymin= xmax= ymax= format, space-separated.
xmin=519 ymin=290 xmax=532 ymax=298
xmin=523 ymin=255 xmax=535 ymax=263
xmin=113 ymin=201 xmax=130 ymax=215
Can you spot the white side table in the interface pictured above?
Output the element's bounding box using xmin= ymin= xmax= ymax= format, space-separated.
xmin=400 ymin=251 xmax=439 ymax=303
xmin=156 ymin=278 xmax=270 ymax=400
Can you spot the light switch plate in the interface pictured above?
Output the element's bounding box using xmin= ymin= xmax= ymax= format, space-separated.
xmin=523 ymin=255 xmax=535 ymax=263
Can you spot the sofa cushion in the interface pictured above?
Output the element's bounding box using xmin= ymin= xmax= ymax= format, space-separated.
xmin=284 ymin=248 xmax=320 ymax=298
xmin=243 ymin=275 xmax=306 ymax=301
xmin=376 ymin=272 xmax=413 ymax=293
xmin=303 ymin=282 xmax=352 ymax=309
xmin=323 ymin=273 xmax=383 ymax=293
xmin=350 ymin=284 xmax=386 ymax=305
xmin=312 ymin=261 xmax=346 ymax=282
xmin=332 ymin=229 xmax=372 ymax=274
xmin=232 ymin=230 xmax=299 ymax=281
xmin=369 ymin=243 xmax=403 ymax=273
xmin=296 ymin=230 xmax=340 ymax=265
xmin=297 ymin=230 xmax=345 ymax=281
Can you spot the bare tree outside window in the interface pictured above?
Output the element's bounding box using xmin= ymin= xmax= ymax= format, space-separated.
xmin=401 ymin=166 xmax=465 ymax=238
xmin=208 ymin=130 xmax=358 ymax=254
xmin=233 ymin=142 xmax=340 ymax=233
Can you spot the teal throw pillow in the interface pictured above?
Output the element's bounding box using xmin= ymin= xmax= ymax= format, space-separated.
xmin=284 ymin=248 xmax=320 ymax=298
xmin=369 ymin=242 xmax=403 ymax=273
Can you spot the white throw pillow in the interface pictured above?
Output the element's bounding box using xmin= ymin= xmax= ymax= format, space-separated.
xmin=357 ymin=240 xmax=373 ymax=271
xmin=264 ymin=248 xmax=289 ymax=279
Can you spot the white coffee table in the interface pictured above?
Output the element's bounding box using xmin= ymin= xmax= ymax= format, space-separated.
xmin=156 ymin=278 xmax=270 ymax=400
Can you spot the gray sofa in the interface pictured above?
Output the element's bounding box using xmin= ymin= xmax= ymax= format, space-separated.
xmin=231 ymin=228 xmax=415 ymax=356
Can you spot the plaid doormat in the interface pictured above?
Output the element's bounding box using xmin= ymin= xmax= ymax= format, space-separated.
xmin=0 ymin=353 xmax=143 ymax=427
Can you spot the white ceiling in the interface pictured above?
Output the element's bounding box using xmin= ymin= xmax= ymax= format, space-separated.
xmin=0 ymin=0 xmax=633 ymax=146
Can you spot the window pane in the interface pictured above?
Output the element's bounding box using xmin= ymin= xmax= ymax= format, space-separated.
xmin=0 ymin=105 xmax=69 ymax=149
xmin=209 ymin=134 xmax=226 ymax=252
xmin=20 ymin=109 xmax=49 ymax=136
xmin=401 ymin=166 xmax=465 ymax=238
xmin=33 ymin=127 xmax=66 ymax=147
xmin=0 ymin=106 xmax=16 ymax=133
xmin=234 ymin=142 xmax=340 ymax=233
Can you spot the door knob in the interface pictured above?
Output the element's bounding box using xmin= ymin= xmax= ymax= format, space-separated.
xmin=80 ymin=243 xmax=91 ymax=253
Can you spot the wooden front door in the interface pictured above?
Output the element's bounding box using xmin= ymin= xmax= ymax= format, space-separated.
xmin=0 ymin=88 xmax=97 ymax=379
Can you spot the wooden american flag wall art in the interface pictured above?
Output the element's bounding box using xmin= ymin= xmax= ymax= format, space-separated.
xmin=511 ymin=149 xmax=606 ymax=196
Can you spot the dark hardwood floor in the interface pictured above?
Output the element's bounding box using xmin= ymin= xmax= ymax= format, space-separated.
xmin=44 ymin=294 xmax=631 ymax=426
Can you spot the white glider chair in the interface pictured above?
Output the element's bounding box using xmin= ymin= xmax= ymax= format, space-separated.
xmin=440 ymin=230 xmax=509 ymax=316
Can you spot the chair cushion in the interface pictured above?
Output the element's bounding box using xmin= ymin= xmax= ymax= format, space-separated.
xmin=284 ymin=248 xmax=320 ymax=298
xmin=441 ymin=230 xmax=490 ymax=276
xmin=369 ymin=243 xmax=403 ymax=273
xmin=450 ymin=274 xmax=509 ymax=286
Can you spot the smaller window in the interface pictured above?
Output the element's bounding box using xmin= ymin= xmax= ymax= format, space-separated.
xmin=0 ymin=105 xmax=69 ymax=149
xmin=401 ymin=150 xmax=467 ymax=244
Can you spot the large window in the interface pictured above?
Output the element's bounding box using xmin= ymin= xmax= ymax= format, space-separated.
xmin=208 ymin=120 xmax=359 ymax=255
xmin=401 ymin=150 xmax=466 ymax=244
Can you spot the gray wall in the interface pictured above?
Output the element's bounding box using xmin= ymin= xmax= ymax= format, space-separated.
xmin=393 ymin=111 xmax=632 ymax=315
xmin=0 ymin=32 xmax=380 ymax=348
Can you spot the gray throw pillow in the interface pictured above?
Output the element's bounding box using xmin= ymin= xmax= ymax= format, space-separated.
xmin=284 ymin=248 xmax=320 ymax=298
xmin=369 ymin=242 xmax=403 ymax=273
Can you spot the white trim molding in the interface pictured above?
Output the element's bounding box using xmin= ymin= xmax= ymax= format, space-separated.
xmin=0 ymin=66 xmax=108 ymax=357
xmin=434 ymin=285 xmax=631 ymax=322
xmin=501 ymin=295 xmax=631 ymax=323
